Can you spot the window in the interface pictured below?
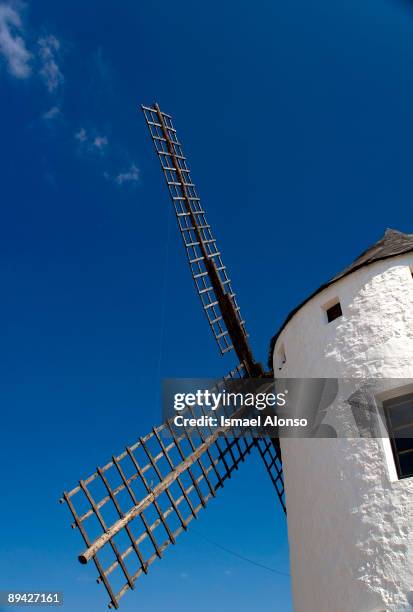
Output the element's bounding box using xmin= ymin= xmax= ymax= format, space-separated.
xmin=325 ymin=301 xmax=342 ymax=323
xmin=276 ymin=344 xmax=286 ymax=371
xmin=383 ymin=393 xmax=413 ymax=479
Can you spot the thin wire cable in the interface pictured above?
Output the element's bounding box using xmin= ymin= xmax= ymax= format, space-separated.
xmin=191 ymin=529 xmax=290 ymax=577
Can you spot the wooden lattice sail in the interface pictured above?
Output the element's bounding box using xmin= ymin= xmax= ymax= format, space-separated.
xmin=141 ymin=103 xmax=261 ymax=374
xmin=62 ymin=378 xmax=258 ymax=607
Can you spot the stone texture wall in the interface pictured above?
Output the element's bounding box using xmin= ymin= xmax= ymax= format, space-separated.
xmin=273 ymin=254 xmax=413 ymax=612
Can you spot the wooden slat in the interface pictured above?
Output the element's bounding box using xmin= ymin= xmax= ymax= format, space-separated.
xmin=63 ymin=491 xmax=119 ymax=609
xmin=79 ymin=480 xmax=134 ymax=589
xmin=98 ymin=465 xmax=147 ymax=576
xmin=125 ymin=446 xmax=164 ymax=559
xmin=138 ymin=437 xmax=177 ymax=544
xmin=152 ymin=427 xmax=195 ymax=521
xmin=165 ymin=420 xmax=207 ymax=508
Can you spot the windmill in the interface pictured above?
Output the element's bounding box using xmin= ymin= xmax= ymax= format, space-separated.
xmin=61 ymin=103 xmax=286 ymax=610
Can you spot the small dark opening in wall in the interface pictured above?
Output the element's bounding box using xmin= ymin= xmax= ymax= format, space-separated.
xmin=326 ymin=302 xmax=342 ymax=323
xmin=277 ymin=344 xmax=286 ymax=370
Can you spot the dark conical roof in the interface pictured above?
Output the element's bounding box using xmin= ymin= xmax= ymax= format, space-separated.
xmin=268 ymin=229 xmax=413 ymax=367
xmin=329 ymin=228 xmax=413 ymax=283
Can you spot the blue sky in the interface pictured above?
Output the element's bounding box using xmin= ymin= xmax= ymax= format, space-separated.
xmin=1 ymin=0 xmax=413 ymax=610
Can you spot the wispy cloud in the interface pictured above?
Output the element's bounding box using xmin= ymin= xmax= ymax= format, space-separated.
xmin=115 ymin=163 xmax=139 ymax=185
xmin=75 ymin=127 xmax=87 ymax=142
xmin=0 ymin=3 xmax=32 ymax=78
xmin=74 ymin=127 xmax=109 ymax=154
xmin=75 ymin=130 xmax=140 ymax=186
xmin=42 ymin=105 xmax=61 ymax=120
xmin=0 ymin=5 xmax=64 ymax=94
xmin=38 ymin=34 xmax=63 ymax=92
xmin=93 ymin=135 xmax=108 ymax=150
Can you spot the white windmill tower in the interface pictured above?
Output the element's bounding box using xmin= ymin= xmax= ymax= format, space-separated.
xmin=270 ymin=228 xmax=413 ymax=612
xmin=62 ymin=105 xmax=413 ymax=612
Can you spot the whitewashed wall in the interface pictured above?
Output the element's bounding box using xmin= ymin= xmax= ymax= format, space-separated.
xmin=272 ymin=254 xmax=413 ymax=612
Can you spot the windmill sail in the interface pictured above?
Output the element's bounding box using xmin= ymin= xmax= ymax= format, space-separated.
xmin=62 ymin=375 xmax=260 ymax=609
xmin=142 ymin=104 xmax=262 ymax=376
xmin=256 ymin=436 xmax=285 ymax=513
